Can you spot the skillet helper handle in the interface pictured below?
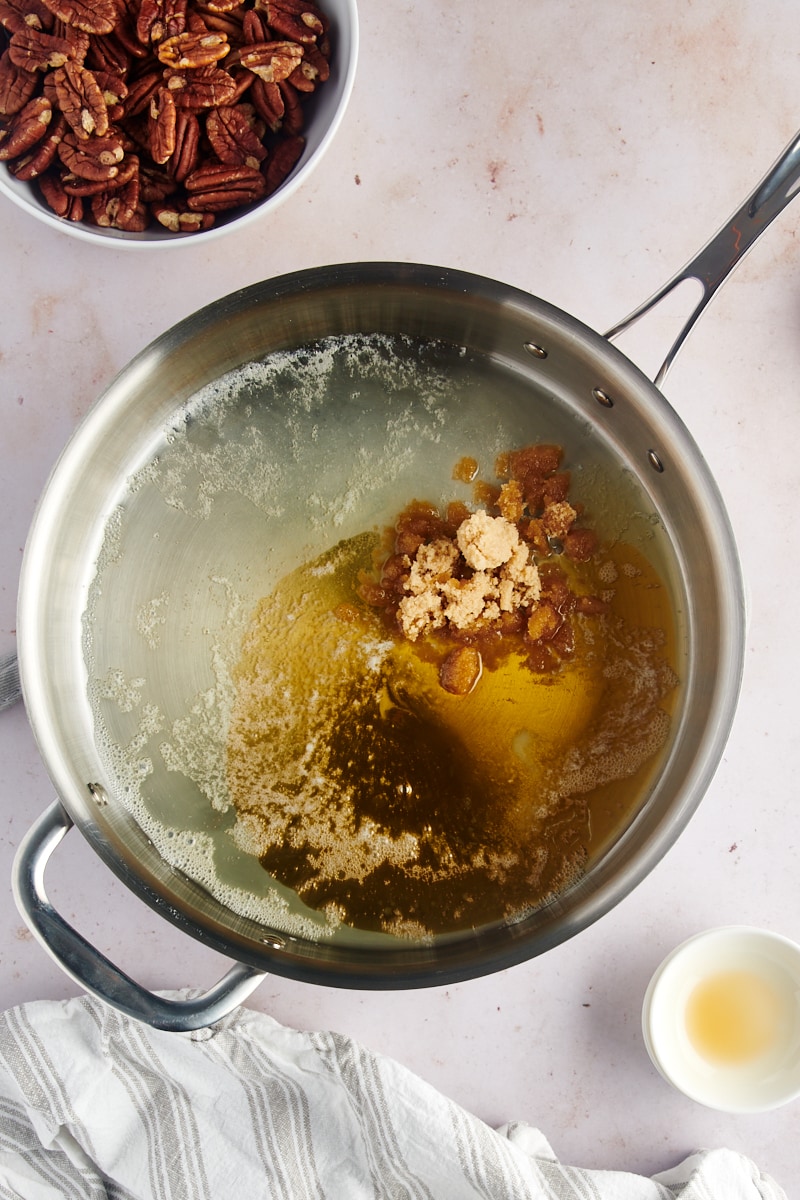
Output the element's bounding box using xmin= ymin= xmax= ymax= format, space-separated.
xmin=605 ymin=128 xmax=800 ymax=387
xmin=13 ymin=800 xmax=266 ymax=1032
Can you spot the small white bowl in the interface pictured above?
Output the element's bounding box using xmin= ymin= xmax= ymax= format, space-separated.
xmin=0 ymin=0 xmax=358 ymax=249
xmin=642 ymin=926 xmax=800 ymax=1112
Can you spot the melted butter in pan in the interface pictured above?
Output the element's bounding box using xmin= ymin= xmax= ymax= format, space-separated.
xmin=226 ymin=533 xmax=678 ymax=939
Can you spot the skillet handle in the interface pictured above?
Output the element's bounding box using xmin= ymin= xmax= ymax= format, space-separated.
xmin=12 ymin=800 xmax=266 ymax=1032
xmin=605 ymin=128 xmax=800 ymax=388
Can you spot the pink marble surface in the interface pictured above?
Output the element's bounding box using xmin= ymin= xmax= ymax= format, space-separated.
xmin=2 ymin=0 xmax=800 ymax=1187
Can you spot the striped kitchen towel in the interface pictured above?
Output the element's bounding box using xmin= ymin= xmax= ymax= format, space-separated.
xmin=0 ymin=993 xmax=787 ymax=1199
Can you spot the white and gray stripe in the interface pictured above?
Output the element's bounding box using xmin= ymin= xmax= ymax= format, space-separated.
xmin=222 ymin=1024 xmax=324 ymax=1198
xmin=98 ymin=1005 xmax=214 ymax=1200
xmin=0 ymin=1095 xmax=106 ymax=1198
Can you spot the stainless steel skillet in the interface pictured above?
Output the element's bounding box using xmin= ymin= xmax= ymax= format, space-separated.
xmin=9 ymin=129 xmax=800 ymax=1030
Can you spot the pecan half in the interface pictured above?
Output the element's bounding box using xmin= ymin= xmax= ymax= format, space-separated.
xmin=0 ymin=0 xmax=53 ymax=36
xmin=151 ymin=198 xmax=213 ymax=230
xmin=8 ymin=24 xmax=73 ymax=70
xmin=122 ymin=67 xmax=160 ymax=115
xmin=276 ymin=75 xmax=301 ymax=133
xmin=206 ymin=102 xmax=265 ymax=167
xmin=0 ymin=47 xmax=38 ymax=113
xmin=156 ymin=29 xmax=228 ymax=68
xmin=85 ymin=31 xmax=131 ymax=75
xmin=259 ymin=0 xmax=327 ymax=44
xmin=241 ymin=7 xmax=269 ymax=42
xmin=286 ymin=58 xmax=315 ymax=93
xmin=51 ymin=16 xmax=89 ymax=60
xmin=92 ymin=195 xmax=149 ymax=229
xmin=38 ymin=167 xmax=83 ymax=216
xmin=249 ymin=76 xmax=282 ymax=130
xmin=138 ymin=158 xmax=177 ymax=200
xmin=136 ymin=0 xmax=187 ymax=46
xmin=147 ymin=82 xmax=175 ymax=162
xmin=226 ymin=65 xmax=253 ymax=102
xmin=263 ymin=127 xmax=301 ymax=192
xmin=61 ymin=149 xmax=136 ymax=192
xmin=201 ymin=0 xmax=243 ymax=13
xmin=109 ymin=13 xmax=150 ymax=61
xmin=194 ymin=1 xmax=242 ymax=39
xmin=90 ymin=170 xmax=140 ymax=226
xmin=57 ymin=127 xmax=123 ymax=177
xmin=40 ymin=0 xmax=116 ymax=35
xmin=167 ymin=104 xmax=198 ymax=178
xmin=238 ymin=39 xmax=301 ymax=83
xmin=183 ymin=159 xmax=266 ymax=209
xmin=92 ymin=68 xmax=128 ymax=108
xmin=7 ymin=106 xmax=65 ymax=175
xmin=51 ymin=59 xmax=108 ymax=136
xmin=0 ymin=92 xmax=50 ymax=158
xmin=164 ymin=63 xmax=237 ymax=107
xmin=299 ymin=37 xmax=327 ymax=81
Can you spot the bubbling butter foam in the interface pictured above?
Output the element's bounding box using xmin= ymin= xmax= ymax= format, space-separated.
xmin=132 ymin=334 xmax=459 ymax=531
xmin=83 ymin=334 xmax=501 ymax=945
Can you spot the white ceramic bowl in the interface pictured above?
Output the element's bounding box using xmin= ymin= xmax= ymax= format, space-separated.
xmin=0 ymin=0 xmax=358 ymax=248
xmin=642 ymin=926 xmax=800 ymax=1112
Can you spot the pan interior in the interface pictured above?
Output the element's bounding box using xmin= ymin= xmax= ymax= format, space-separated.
xmin=81 ymin=328 xmax=685 ymax=951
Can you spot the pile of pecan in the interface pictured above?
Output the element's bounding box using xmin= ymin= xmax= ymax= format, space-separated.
xmin=0 ymin=0 xmax=332 ymax=233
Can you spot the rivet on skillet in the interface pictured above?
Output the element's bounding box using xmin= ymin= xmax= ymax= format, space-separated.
xmin=647 ymin=450 xmax=665 ymax=473
xmin=592 ymin=387 xmax=614 ymax=408
xmin=523 ymin=342 xmax=548 ymax=359
xmin=260 ymin=934 xmax=286 ymax=951
xmin=87 ymin=782 xmax=109 ymax=806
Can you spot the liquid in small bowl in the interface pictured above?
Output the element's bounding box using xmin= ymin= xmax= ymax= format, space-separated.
xmin=642 ymin=926 xmax=800 ymax=1112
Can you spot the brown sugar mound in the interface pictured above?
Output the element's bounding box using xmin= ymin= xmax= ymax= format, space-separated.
xmin=358 ymin=443 xmax=606 ymax=685
xmin=397 ymin=512 xmax=541 ymax=641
